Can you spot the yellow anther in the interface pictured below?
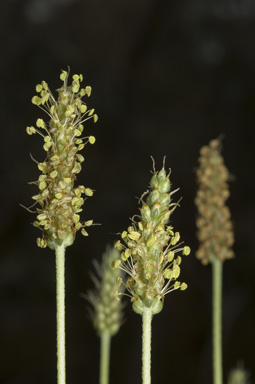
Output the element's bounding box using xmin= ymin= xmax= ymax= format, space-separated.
xmin=145 ymin=273 xmax=151 ymax=280
xmin=85 ymin=220 xmax=93 ymax=227
xmin=176 ymin=256 xmax=182 ymax=265
xmin=159 ymin=254 xmax=164 ymax=264
xmin=39 ymin=181 xmax=47 ymax=190
xmin=147 ymin=235 xmax=157 ymax=247
xmin=182 ymin=246 xmax=191 ymax=256
xmin=174 ymin=281 xmax=181 ymax=289
xmin=55 ymin=193 xmax=63 ymax=199
xmin=114 ymin=240 xmax=123 ymax=251
xmin=72 ymin=83 xmax=80 ymax=93
xmin=26 ymin=126 xmax=36 ymax=135
xmin=171 ymin=232 xmax=180 ymax=245
xmin=60 ymin=70 xmax=68 ymax=81
xmin=81 ymin=228 xmax=89 ymax=236
xmin=180 ymin=282 xmax=188 ymax=291
xmin=88 ymin=108 xmax=95 ymax=116
xmin=41 ymin=81 xmax=48 ymax=89
xmin=50 ymin=105 xmax=55 ymax=115
xmin=113 ymin=291 xmax=120 ymax=301
xmin=112 ymin=259 xmax=121 ymax=270
xmin=89 ymin=136 xmax=96 ymax=144
xmin=74 ymin=129 xmax=82 ymax=136
xmin=85 ymin=188 xmax=93 ymax=196
xmin=79 ymin=88 xmax=86 ymax=97
xmin=163 ymin=269 xmax=172 ymax=279
xmin=37 ymin=213 xmax=47 ymax=221
xmin=50 ymin=170 xmax=58 ymax=178
xmin=85 ymin=86 xmax=92 ymax=96
xmin=78 ymin=143 xmax=85 ymax=151
xmin=76 ymin=154 xmax=84 ymax=162
xmin=128 ymin=231 xmax=141 ymax=241
xmin=72 ymin=74 xmax=80 ymax=81
xmin=64 ymin=177 xmax=72 ymax=184
xmin=121 ymin=231 xmax=127 ymax=239
xmin=58 ymin=181 xmax=66 ymax=189
xmin=93 ymin=114 xmax=98 ymax=123
xmin=36 ymin=118 xmax=46 ymax=129
xmin=138 ymin=222 xmax=143 ymax=231
xmin=72 ymin=162 xmax=82 ymax=174
xmin=38 ymin=162 xmax=48 ymax=172
xmin=116 ymin=277 xmax=122 ymax=287
xmin=32 ymin=96 xmax=41 ymax=105
xmin=75 ymin=222 xmax=82 ymax=230
xmin=80 ymin=104 xmax=87 ymax=113
xmin=173 ymin=265 xmax=180 ymax=279
xmin=72 ymin=214 xmax=80 ymax=223
xmin=37 ymin=238 xmax=47 ymax=248
xmin=36 ymin=84 xmax=42 ymax=92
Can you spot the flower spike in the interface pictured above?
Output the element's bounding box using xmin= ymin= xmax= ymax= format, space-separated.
xmin=26 ymin=69 xmax=98 ymax=250
xmin=114 ymin=162 xmax=190 ymax=315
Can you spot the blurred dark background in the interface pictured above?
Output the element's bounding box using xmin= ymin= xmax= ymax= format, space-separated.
xmin=0 ymin=0 xmax=255 ymax=383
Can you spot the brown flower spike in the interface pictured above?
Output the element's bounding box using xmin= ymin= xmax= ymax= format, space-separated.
xmin=26 ymin=69 xmax=98 ymax=250
xmin=195 ymin=139 xmax=234 ymax=265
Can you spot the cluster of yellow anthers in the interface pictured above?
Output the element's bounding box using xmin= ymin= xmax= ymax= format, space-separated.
xmin=26 ymin=69 xmax=98 ymax=250
xmin=113 ymin=164 xmax=190 ymax=315
xmin=195 ymin=139 xmax=234 ymax=265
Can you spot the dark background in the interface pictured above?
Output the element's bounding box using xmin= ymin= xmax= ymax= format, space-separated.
xmin=0 ymin=0 xmax=254 ymax=383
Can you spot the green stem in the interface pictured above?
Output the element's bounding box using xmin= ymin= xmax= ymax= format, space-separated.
xmin=142 ymin=307 xmax=152 ymax=384
xmin=56 ymin=243 xmax=66 ymax=384
xmin=100 ymin=331 xmax=111 ymax=384
xmin=212 ymin=257 xmax=223 ymax=384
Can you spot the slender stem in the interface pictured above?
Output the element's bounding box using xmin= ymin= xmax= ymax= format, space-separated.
xmin=100 ymin=331 xmax=111 ymax=384
xmin=56 ymin=243 xmax=66 ymax=384
xmin=142 ymin=307 xmax=153 ymax=384
xmin=212 ymin=257 xmax=223 ymax=384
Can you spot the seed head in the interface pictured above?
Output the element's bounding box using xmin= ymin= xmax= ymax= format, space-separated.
xmin=113 ymin=162 xmax=190 ymax=315
xmin=26 ymin=69 xmax=98 ymax=250
xmin=195 ymin=139 xmax=234 ymax=264
xmin=87 ymin=246 xmax=124 ymax=336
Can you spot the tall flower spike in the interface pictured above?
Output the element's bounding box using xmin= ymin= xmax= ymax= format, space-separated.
xmin=195 ymin=139 xmax=234 ymax=264
xmin=113 ymin=162 xmax=190 ymax=315
xmin=26 ymin=69 xmax=98 ymax=250
xmin=87 ymin=245 xmax=124 ymax=336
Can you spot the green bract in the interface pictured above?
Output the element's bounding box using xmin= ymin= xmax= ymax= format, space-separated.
xmin=27 ymin=69 xmax=98 ymax=250
xmin=114 ymin=164 xmax=190 ymax=315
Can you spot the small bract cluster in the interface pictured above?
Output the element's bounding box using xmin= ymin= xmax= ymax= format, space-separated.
xmin=87 ymin=246 xmax=124 ymax=337
xmin=113 ymin=165 xmax=190 ymax=315
xmin=27 ymin=70 xmax=98 ymax=250
xmin=195 ymin=139 xmax=234 ymax=264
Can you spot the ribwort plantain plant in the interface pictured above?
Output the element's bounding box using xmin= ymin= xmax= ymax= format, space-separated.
xmin=113 ymin=160 xmax=190 ymax=384
xmin=86 ymin=245 xmax=124 ymax=384
xmin=195 ymin=139 xmax=234 ymax=384
xmin=25 ymin=69 xmax=98 ymax=384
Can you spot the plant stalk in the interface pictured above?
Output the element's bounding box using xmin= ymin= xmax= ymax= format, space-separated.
xmin=100 ymin=331 xmax=111 ymax=384
xmin=142 ymin=307 xmax=152 ymax=384
xmin=56 ymin=242 xmax=66 ymax=384
xmin=212 ymin=257 xmax=223 ymax=384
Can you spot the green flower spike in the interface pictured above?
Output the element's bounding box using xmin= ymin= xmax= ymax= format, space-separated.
xmin=113 ymin=161 xmax=190 ymax=384
xmin=113 ymin=162 xmax=190 ymax=315
xmin=27 ymin=69 xmax=98 ymax=250
xmin=86 ymin=246 xmax=124 ymax=384
xmin=25 ymin=69 xmax=98 ymax=384
xmin=195 ymin=139 xmax=234 ymax=384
